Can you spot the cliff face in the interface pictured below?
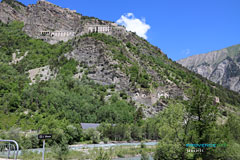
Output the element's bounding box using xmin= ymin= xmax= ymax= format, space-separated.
xmin=23 ymin=0 xmax=82 ymax=43
xmin=0 ymin=0 xmax=80 ymax=43
xmin=0 ymin=0 xmax=26 ymax=23
xmin=178 ymin=44 xmax=240 ymax=93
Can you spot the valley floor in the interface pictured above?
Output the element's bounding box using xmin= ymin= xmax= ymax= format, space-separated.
xmin=18 ymin=143 xmax=156 ymax=160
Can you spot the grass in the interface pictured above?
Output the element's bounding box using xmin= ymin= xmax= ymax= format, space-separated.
xmin=19 ymin=145 xmax=156 ymax=160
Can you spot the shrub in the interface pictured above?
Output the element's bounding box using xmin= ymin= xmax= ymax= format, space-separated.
xmin=103 ymin=137 xmax=109 ymax=144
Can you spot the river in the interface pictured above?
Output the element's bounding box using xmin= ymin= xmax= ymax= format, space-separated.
xmin=70 ymin=141 xmax=158 ymax=150
xmin=15 ymin=141 xmax=158 ymax=159
xmin=113 ymin=156 xmax=154 ymax=160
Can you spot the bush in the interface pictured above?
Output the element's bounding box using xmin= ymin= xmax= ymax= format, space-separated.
xmin=103 ymin=137 xmax=109 ymax=144
xmin=52 ymin=142 xmax=69 ymax=160
xmin=95 ymin=148 xmax=111 ymax=160
xmin=141 ymin=151 xmax=149 ymax=160
xmin=140 ymin=142 xmax=146 ymax=149
xmin=91 ymin=130 xmax=101 ymax=144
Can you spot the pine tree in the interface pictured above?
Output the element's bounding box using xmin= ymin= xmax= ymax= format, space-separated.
xmin=186 ymin=83 xmax=219 ymax=159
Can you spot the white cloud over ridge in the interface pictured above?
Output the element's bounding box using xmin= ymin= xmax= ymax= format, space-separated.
xmin=116 ymin=13 xmax=151 ymax=39
xmin=182 ymin=49 xmax=191 ymax=55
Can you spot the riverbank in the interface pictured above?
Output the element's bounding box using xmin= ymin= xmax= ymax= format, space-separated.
xmin=19 ymin=143 xmax=157 ymax=160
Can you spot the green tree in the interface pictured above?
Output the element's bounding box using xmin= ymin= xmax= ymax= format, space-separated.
xmin=155 ymin=83 xmax=223 ymax=160
xmin=222 ymin=113 xmax=240 ymax=160
xmin=186 ymin=84 xmax=219 ymax=159
xmin=154 ymin=103 xmax=189 ymax=160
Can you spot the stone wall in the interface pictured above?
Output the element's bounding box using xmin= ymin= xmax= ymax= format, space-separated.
xmin=39 ymin=30 xmax=75 ymax=43
xmin=87 ymin=25 xmax=111 ymax=33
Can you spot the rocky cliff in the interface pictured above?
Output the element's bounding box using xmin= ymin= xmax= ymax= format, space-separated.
xmin=178 ymin=44 xmax=240 ymax=92
xmin=0 ymin=0 xmax=125 ymax=44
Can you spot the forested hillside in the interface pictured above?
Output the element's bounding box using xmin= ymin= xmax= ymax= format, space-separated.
xmin=0 ymin=0 xmax=240 ymax=159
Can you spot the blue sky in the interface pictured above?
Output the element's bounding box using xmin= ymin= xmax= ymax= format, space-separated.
xmin=17 ymin=0 xmax=240 ymax=61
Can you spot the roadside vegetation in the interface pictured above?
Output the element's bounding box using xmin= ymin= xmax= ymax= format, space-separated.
xmin=19 ymin=146 xmax=155 ymax=160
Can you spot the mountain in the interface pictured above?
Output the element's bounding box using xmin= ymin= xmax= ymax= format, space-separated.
xmin=1 ymin=0 xmax=240 ymax=118
xmin=178 ymin=44 xmax=240 ymax=93
xmin=1 ymin=0 xmax=240 ymax=159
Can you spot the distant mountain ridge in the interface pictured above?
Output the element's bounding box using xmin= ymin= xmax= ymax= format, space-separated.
xmin=178 ymin=44 xmax=240 ymax=92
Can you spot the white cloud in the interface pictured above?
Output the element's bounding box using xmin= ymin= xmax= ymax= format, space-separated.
xmin=116 ymin=13 xmax=151 ymax=39
xmin=182 ymin=49 xmax=191 ymax=55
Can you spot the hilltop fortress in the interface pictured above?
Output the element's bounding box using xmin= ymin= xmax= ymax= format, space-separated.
xmin=39 ymin=23 xmax=125 ymax=44
xmin=0 ymin=0 xmax=127 ymax=44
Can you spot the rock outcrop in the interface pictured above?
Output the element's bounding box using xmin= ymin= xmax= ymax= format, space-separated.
xmin=0 ymin=0 xmax=126 ymax=44
xmin=0 ymin=0 xmax=27 ymax=23
xmin=178 ymin=44 xmax=240 ymax=93
xmin=28 ymin=65 xmax=56 ymax=85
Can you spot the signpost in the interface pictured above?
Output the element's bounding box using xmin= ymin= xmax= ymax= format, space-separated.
xmin=38 ymin=134 xmax=52 ymax=160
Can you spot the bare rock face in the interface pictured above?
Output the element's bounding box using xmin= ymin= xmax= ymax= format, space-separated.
xmin=24 ymin=0 xmax=82 ymax=44
xmin=28 ymin=65 xmax=56 ymax=85
xmin=65 ymin=37 xmax=131 ymax=90
xmin=64 ymin=35 xmax=183 ymax=115
xmin=178 ymin=44 xmax=240 ymax=93
xmin=0 ymin=0 xmax=81 ymax=43
xmin=0 ymin=0 xmax=26 ymax=23
xmin=9 ymin=50 xmax=28 ymax=65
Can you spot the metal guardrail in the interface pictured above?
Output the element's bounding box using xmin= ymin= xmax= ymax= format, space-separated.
xmin=0 ymin=140 xmax=19 ymax=160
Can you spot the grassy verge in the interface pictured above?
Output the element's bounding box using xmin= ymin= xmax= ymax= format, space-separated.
xmin=19 ymin=145 xmax=156 ymax=160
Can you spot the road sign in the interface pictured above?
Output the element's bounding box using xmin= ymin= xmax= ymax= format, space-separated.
xmin=38 ymin=134 xmax=52 ymax=140
xmin=38 ymin=134 xmax=52 ymax=160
